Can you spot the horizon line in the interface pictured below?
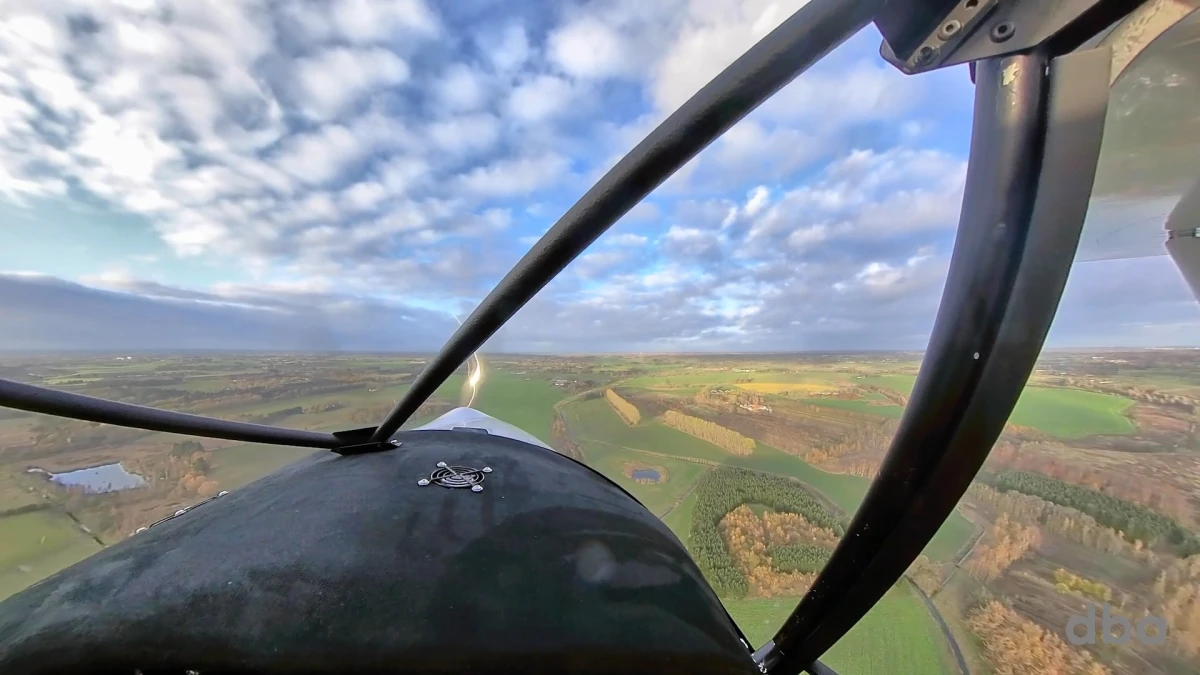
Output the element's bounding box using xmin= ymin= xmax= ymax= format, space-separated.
xmin=2 ymin=346 xmax=1198 ymax=358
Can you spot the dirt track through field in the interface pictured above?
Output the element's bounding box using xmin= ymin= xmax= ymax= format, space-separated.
xmin=910 ymin=580 xmax=969 ymax=675
xmin=658 ymin=473 xmax=704 ymax=520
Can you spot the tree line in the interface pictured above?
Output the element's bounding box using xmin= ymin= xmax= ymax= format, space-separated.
xmin=694 ymin=386 xmax=766 ymax=409
xmin=549 ymin=415 xmax=585 ymax=462
xmin=664 ymin=410 xmax=755 ymax=455
xmin=989 ymin=470 xmax=1199 ymax=553
xmin=967 ymin=482 xmax=1159 ymax=562
xmin=605 ymin=389 xmax=641 ymax=425
xmin=688 ymin=467 xmax=842 ymax=597
xmin=986 ymin=441 xmax=1191 ymax=522
xmin=1048 ymin=376 xmax=1196 ymax=412
xmin=1151 ymin=555 xmax=1200 ymax=657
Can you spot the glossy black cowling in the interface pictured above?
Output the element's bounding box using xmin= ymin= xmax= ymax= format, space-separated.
xmin=0 ymin=426 xmax=756 ymax=675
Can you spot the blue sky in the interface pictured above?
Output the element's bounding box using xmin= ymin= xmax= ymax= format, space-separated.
xmin=0 ymin=0 xmax=1196 ymax=353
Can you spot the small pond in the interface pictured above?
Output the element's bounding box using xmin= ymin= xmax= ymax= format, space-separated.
xmin=28 ymin=463 xmax=146 ymax=493
xmin=631 ymin=468 xmax=661 ymax=482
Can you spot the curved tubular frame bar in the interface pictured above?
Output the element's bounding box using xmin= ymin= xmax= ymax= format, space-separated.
xmin=758 ymin=46 xmax=1114 ymax=674
xmin=0 ymin=378 xmax=363 ymax=449
xmin=0 ymin=0 xmax=877 ymax=455
xmin=362 ymin=0 xmax=882 ymax=448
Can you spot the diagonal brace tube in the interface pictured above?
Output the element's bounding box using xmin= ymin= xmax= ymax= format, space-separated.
xmin=0 ymin=377 xmax=347 ymax=449
xmin=364 ymin=0 xmax=883 ymax=448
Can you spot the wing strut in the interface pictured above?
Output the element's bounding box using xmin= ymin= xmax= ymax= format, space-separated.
xmin=757 ymin=44 xmax=1113 ymax=675
xmin=0 ymin=378 xmax=363 ymax=449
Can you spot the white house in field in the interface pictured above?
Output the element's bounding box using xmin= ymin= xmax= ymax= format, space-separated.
xmin=739 ymin=403 xmax=772 ymax=413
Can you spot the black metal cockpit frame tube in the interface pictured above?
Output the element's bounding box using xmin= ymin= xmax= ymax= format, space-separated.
xmin=0 ymin=0 xmax=880 ymax=455
xmin=360 ymin=0 xmax=883 ymax=450
xmin=0 ymin=378 xmax=361 ymax=449
xmin=757 ymin=46 xmax=1113 ymax=675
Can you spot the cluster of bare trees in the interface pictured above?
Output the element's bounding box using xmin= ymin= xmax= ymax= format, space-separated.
xmin=842 ymin=460 xmax=880 ymax=479
xmin=1054 ymin=568 xmax=1112 ymax=602
xmin=1152 ymin=556 xmax=1200 ymax=657
xmin=664 ymin=410 xmax=754 ymax=455
xmin=605 ymin=389 xmax=641 ymax=425
xmin=967 ymin=600 xmax=1111 ymax=675
xmin=965 ymin=513 xmax=1041 ymax=581
xmin=692 ymin=386 xmax=772 ymax=416
xmin=549 ymin=415 xmax=585 ymax=461
xmin=119 ymin=447 xmax=217 ymax=499
xmin=802 ymin=423 xmax=893 ymax=471
xmin=905 ymin=555 xmax=946 ymax=595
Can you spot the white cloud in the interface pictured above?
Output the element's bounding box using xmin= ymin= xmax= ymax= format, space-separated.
xmin=435 ymin=63 xmax=490 ymax=112
xmin=743 ymin=186 xmax=770 ymax=218
xmin=702 ymin=121 xmax=825 ymax=184
xmin=340 ymin=181 xmax=390 ymax=213
xmin=272 ymin=124 xmax=365 ymax=186
xmin=329 ymin=0 xmax=440 ymax=43
xmin=606 ymin=233 xmax=649 ymax=246
xmin=480 ymin=22 xmax=531 ymax=76
xmin=425 ymin=113 xmax=502 ymax=156
xmin=663 ymin=225 xmax=720 ymax=260
xmin=294 ymin=47 xmax=409 ymax=121
xmin=549 ymin=16 xmax=635 ymax=79
xmin=506 ymin=74 xmax=577 ymax=124
xmin=757 ymin=60 xmax=923 ymax=127
xmin=3 ymin=0 xmax=1162 ymax=353
xmin=458 ymin=153 xmax=569 ymax=198
xmin=574 ymin=249 xmax=634 ymax=279
xmin=651 ymin=0 xmax=809 ymax=112
xmin=378 ymin=155 xmax=430 ymax=194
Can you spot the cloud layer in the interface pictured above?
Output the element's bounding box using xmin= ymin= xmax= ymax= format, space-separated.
xmin=0 ymin=0 xmax=1195 ymax=353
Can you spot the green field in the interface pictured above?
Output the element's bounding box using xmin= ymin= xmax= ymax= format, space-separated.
xmin=0 ymin=474 xmax=42 ymax=512
xmin=581 ymin=441 xmax=710 ymax=516
xmin=216 ymin=382 xmax=412 ymax=418
xmin=1009 ymin=387 xmax=1136 ymax=438
xmin=860 ymin=375 xmax=919 ymax=393
xmin=626 ymin=370 xmax=1136 ymax=438
xmin=0 ymin=510 xmax=103 ymax=601
xmin=663 ymin=487 xmax=700 ymax=543
xmin=209 ymin=443 xmax=322 ymax=489
xmin=839 ymin=375 xmax=1135 ymax=438
xmin=724 ymin=583 xmax=953 ymax=674
xmin=469 ymin=372 xmax=566 ymax=444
